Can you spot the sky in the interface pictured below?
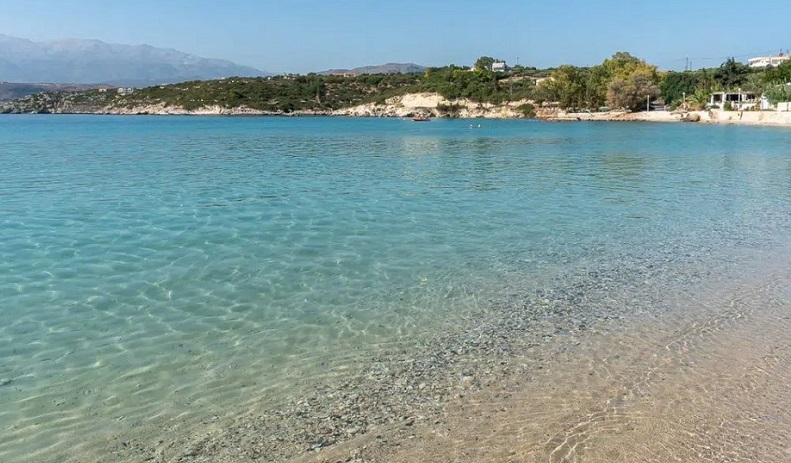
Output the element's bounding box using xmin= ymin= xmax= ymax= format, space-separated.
xmin=0 ymin=0 xmax=789 ymax=74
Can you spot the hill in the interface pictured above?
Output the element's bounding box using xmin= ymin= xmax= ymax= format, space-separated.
xmin=0 ymin=65 xmax=542 ymax=116
xmin=0 ymin=34 xmax=267 ymax=86
xmin=319 ymin=63 xmax=425 ymax=75
xmin=0 ymin=82 xmax=110 ymax=103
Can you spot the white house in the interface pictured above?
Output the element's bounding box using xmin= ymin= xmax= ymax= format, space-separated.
xmin=747 ymin=53 xmax=790 ymax=68
xmin=709 ymin=90 xmax=758 ymax=110
xmin=491 ymin=61 xmax=507 ymax=72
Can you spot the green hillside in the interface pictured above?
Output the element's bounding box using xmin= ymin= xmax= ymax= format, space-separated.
xmin=1 ymin=63 xmax=546 ymax=114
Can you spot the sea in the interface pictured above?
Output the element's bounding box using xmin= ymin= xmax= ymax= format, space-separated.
xmin=1 ymin=115 xmax=791 ymax=462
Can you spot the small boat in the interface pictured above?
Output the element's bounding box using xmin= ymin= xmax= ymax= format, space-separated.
xmin=412 ymin=116 xmax=430 ymax=122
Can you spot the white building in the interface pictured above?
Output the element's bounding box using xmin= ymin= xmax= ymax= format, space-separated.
xmin=709 ymin=91 xmax=758 ymax=110
xmin=747 ymin=53 xmax=790 ymax=68
xmin=491 ymin=61 xmax=507 ymax=72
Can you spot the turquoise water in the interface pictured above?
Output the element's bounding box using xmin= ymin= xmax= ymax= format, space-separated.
xmin=2 ymin=116 xmax=791 ymax=461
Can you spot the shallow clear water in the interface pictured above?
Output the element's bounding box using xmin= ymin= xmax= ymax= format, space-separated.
xmin=1 ymin=116 xmax=791 ymax=461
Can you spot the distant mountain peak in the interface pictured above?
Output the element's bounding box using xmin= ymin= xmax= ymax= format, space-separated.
xmin=0 ymin=34 xmax=268 ymax=85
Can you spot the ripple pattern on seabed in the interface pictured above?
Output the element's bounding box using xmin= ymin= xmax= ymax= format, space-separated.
xmin=332 ymin=253 xmax=791 ymax=463
xmin=1 ymin=116 xmax=791 ymax=462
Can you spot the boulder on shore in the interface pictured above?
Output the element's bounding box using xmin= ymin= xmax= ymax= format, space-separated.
xmin=681 ymin=113 xmax=701 ymax=122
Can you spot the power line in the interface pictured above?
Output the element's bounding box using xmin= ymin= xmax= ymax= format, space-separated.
xmin=656 ymin=48 xmax=788 ymax=70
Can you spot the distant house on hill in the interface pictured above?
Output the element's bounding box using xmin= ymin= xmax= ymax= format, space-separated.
xmin=470 ymin=61 xmax=508 ymax=72
xmin=330 ymin=72 xmax=358 ymax=78
xmin=747 ymin=52 xmax=790 ymax=68
xmin=491 ymin=61 xmax=507 ymax=72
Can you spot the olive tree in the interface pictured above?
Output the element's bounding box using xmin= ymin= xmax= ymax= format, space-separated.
xmin=607 ymin=69 xmax=659 ymax=111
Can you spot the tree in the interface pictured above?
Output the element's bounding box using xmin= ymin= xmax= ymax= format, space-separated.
xmin=765 ymin=84 xmax=791 ymax=104
xmin=687 ymin=88 xmax=712 ymax=110
xmin=743 ymin=72 xmax=768 ymax=96
xmin=474 ymin=56 xmax=496 ymax=72
xmin=584 ymin=65 xmax=609 ymax=109
xmin=602 ymin=52 xmax=645 ymax=80
xmin=543 ymin=65 xmax=588 ymax=109
xmin=713 ymin=58 xmax=752 ymax=90
xmin=660 ymin=71 xmax=701 ymax=106
xmin=599 ymin=52 xmax=659 ymax=110
xmin=607 ymin=69 xmax=659 ymax=111
xmin=764 ymin=59 xmax=791 ymax=85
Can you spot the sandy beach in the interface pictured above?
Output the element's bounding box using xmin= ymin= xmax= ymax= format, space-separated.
xmin=540 ymin=108 xmax=791 ymax=127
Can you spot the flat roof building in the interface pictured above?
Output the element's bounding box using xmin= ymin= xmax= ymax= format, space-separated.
xmin=747 ymin=52 xmax=790 ymax=68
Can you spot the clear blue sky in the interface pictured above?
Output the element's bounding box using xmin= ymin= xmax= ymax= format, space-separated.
xmin=1 ymin=0 xmax=789 ymax=73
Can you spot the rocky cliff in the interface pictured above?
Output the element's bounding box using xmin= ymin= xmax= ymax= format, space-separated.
xmin=334 ymin=93 xmax=535 ymax=118
xmin=2 ymin=91 xmax=536 ymax=118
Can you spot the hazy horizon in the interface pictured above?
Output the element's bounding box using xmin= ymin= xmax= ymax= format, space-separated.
xmin=1 ymin=0 xmax=789 ymax=74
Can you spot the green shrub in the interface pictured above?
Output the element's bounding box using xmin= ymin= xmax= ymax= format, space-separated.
xmin=517 ymin=103 xmax=536 ymax=117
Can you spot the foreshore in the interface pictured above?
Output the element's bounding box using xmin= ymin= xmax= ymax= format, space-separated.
xmin=540 ymin=108 xmax=791 ymax=127
xmin=55 ymin=243 xmax=791 ymax=463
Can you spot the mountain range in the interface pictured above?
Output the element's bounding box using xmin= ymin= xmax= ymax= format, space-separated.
xmin=0 ymin=34 xmax=267 ymax=86
xmin=318 ymin=63 xmax=425 ymax=75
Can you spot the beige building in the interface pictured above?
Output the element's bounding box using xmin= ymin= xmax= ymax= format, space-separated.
xmin=747 ymin=53 xmax=790 ymax=68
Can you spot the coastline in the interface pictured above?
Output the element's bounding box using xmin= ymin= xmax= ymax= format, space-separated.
xmin=4 ymin=88 xmax=791 ymax=128
xmin=5 ymin=99 xmax=791 ymax=129
xmin=539 ymin=108 xmax=791 ymax=127
xmin=2 ymin=92 xmax=534 ymax=119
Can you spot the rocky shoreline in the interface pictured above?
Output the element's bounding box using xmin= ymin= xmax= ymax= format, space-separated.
xmin=1 ymin=92 xmax=533 ymax=118
xmin=5 ymin=91 xmax=791 ymax=128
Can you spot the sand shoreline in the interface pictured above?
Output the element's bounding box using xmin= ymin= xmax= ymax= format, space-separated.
xmin=7 ymin=107 xmax=791 ymax=129
xmin=41 ymin=240 xmax=791 ymax=463
xmin=540 ymin=108 xmax=791 ymax=127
